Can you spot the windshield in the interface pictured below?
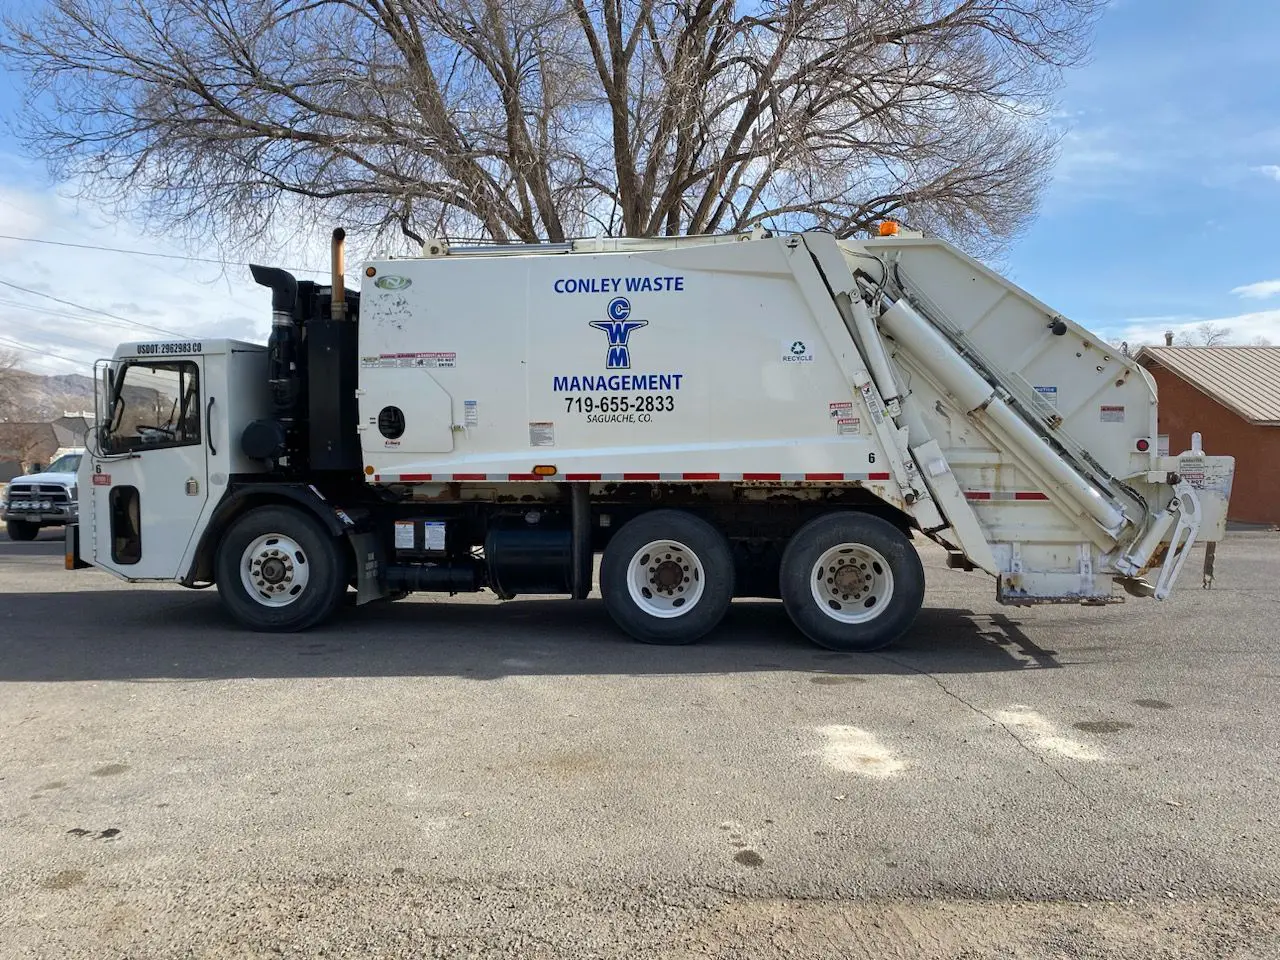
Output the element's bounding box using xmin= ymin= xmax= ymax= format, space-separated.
xmin=45 ymin=454 xmax=83 ymax=474
xmin=102 ymin=361 xmax=201 ymax=454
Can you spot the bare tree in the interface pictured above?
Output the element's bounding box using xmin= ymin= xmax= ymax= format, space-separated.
xmin=0 ymin=349 xmax=27 ymax=422
xmin=1249 ymin=335 xmax=1273 ymax=347
xmin=2 ymin=0 xmax=1102 ymax=254
xmin=1177 ymin=323 xmax=1234 ymax=348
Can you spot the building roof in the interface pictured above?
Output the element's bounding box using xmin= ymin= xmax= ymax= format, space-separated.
xmin=51 ymin=416 xmax=91 ymax=447
xmin=1136 ymin=346 xmax=1280 ymax=426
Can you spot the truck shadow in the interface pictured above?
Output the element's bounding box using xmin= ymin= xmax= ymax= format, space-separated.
xmin=0 ymin=589 xmax=1060 ymax=683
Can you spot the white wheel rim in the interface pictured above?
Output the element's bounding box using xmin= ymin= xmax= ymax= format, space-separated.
xmin=625 ymin=539 xmax=706 ymax=619
xmin=810 ymin=543 xmax=894 ymax=624
xmin=240 ymin=533 xmax=311 ymax=607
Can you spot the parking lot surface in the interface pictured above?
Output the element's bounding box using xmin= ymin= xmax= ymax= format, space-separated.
xmin=1 ymin=527 xmax=1278 ymax=958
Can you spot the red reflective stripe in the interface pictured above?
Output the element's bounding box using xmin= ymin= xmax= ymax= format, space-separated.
xmin=682 ymin=472 xmax=719 ymax=481
xmin=743 ymin=472 xmax=782 ymax=481
xmin=453 ymin=473 xmax=487 ymax=481
xmin=1015 ymin=491 xmax=1049 ymax=501
xmin=622 ymin=472 xmax=661 ymax=481
xmin=868 ymin=472 xmax=891 ymax=481
xmin=398 ymin=474 xmax=435 ymax=482
xmin=965 ymin=491 xmax=991 ymax=500
xmin=565 ymin=473 xmax=602 ymax=481
xmin=804 ymin=473 xmax=844 ymax=481
xmin=506 ymin=474 xmax=540 ymax=481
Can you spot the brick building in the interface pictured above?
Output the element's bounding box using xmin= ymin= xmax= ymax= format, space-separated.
xmin=1136 ymin=346 xmax=1280 ymax=526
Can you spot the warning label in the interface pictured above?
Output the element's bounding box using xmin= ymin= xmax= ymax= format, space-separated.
xmin=837 ymin=418 xmax=861 ymax=436
xmin=1035 ymin=385 xmax=1058 ymax=408
xmin=529 ymin=422 xmax=555 ymax=447
xmin=859 ymin=383 xmax=885 ymax=425
xmin=362 ymin=351 xmax=457 ymax=369
xmin=1178 ymin=456 xmax=1233 ymax=493
xmin=464 ymin=399 xmax=478 ymax=426
xmin=1100 ymin=404 xmax=1125 ymax=423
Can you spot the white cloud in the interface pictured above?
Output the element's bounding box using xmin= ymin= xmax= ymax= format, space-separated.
xmin=1253 ymin=165 xmax=1280 ymax=182
xmin=1231 ymin=279 xmax=1280 ymax=300
xmin=1099 ymin=310 xmax=1280 ymax=348
xmin=0 ymin=178 xmax=341 ymax=377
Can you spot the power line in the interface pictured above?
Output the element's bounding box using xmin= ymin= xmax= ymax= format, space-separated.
xmin=0 ymin=232 xmax=330 ymax=274
xmin=0 ymin=277 xmax=187 ymax=338
xmin=0 ymin=294 xmax=213 ymax=341
xmin=0 ymin=314 xmax=125 ymax=353
xmin=0 ymin=334 xmax=83 ymax=366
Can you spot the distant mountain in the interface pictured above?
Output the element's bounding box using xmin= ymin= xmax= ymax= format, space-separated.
xmin=1 ymin=371 xmax=99 ymax=422
xmin=1 ymin=371 xmax=161 ymax=423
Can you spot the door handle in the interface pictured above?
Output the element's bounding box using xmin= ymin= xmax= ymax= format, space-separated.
xmin=206 ymin=396 xmax=217 ymax=456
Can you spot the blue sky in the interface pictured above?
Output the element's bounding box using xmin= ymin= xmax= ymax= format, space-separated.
xmin=1 ymin=0 xmax=1279 ymax=374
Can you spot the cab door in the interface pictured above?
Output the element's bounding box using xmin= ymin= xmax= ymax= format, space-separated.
xmin=89 ymin=358 xmax=209 ymax=580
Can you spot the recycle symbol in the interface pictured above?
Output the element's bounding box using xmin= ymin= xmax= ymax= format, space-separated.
xmin=790 ymin=340 xmax=807 ymax=355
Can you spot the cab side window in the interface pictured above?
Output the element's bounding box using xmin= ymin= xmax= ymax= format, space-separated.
xmin=105 ymin=361 xmax=201 ymax=454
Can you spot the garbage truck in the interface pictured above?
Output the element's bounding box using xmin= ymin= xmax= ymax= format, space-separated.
xmin=68 ymin=226 xmax=1234 ymax=650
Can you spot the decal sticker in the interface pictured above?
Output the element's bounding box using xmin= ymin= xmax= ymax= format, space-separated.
xmin=589 ymin=297 xmax=648 ymax=369
xmin=829 ymin=401 xmax=859 ymax=435
xmin=362 ymin=352 xmax=456 ymax=369
xmin=555 ymin=296 xmax=682 ymax=423
xmin=1034 ymin=385 xmax=1058 ymax=408
xmin=373 ymin=275 xmax=412 ymax=290
xmin=530 ymin=422 xmax=555 ymax=447
xmin=1158 ymin=435 xmax=1169 ymax=456
xmin=464 ymin=400 xmax=478 ymax=426
xmin=134 ymin=341 xmax=201 ymax=356
xmin=553 ymin=276 xmax=684 ymax=294
xmin=424 ymin=522 xmax=447 ymax=551
xmin=1100 ymin=404 xmax=1125 ymax=423
xmin=859 ymin=382 xmax=886 ymax=425
xmin=782 ymin=339 xmax=814 ymax=363
xmin=91 ymin=473 xmax=111 ymax=486
xmin=394 ymin=521 xmax=415 ymax=550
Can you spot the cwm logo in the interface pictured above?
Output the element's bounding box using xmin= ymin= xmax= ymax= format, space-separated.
xmin=589 ymin=297 xmax=648 ymax=369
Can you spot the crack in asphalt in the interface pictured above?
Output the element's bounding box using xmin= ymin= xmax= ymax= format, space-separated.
xmin=872 ymin=652 xmax=1097 ymax=808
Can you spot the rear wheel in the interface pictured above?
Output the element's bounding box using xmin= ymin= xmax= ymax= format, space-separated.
xmin=5 ymin=519 xmax=40 ymax=541
xmin=780 ymin=512 xmax=924 ymax=652
xmin=600 ymin=510 xmax=734 ymax=645
xmin=215 ymin=506 xmax=347 ymax=632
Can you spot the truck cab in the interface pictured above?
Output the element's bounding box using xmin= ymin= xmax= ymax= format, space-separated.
xmin=78 ymin=339 xmax=269 ymax=579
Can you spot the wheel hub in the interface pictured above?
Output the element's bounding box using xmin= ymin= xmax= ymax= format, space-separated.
xmin=811 ymin=543 xmax=894 ymax=624
xmin=627 ymin=539 xmax=705 ymax=618
xmin=652 ymin=559 xmax=685 ymax=592
xmin=259 ymin=555 xmax=289 ymax=584
xmin=240 ymin=535 xmax=310 ymax=607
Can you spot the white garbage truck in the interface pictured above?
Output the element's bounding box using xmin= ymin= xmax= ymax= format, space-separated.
xmin=68 ymin=227 xmax=1234 ymax=650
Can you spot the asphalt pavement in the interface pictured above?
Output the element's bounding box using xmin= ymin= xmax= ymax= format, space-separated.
xmin=1 ymin=526 xmax=1278 ymax=958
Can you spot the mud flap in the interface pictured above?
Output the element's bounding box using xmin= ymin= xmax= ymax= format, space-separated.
xmin=348 ymin=530 xmax=388 ymax=605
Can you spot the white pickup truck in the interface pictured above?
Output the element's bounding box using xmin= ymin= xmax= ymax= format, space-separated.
xmin=4 ymin=449 xmax=83 ymax=540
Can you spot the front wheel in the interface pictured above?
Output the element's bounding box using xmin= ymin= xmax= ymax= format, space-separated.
xmin=780 ymin=512 xmax=925 ymax=652
xmin=599 ymin=510 xmax=734 ymax=645
xmin=215 ymin=506 xmax=347 ymax=632
xmin=5 ymin=519 xmax=40 ymax=541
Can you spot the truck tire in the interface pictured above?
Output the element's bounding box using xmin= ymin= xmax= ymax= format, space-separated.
xmin=779 ymin=512 xmax=925 ymax=652
xmin=5 ymin=519 xmax=40 ymax=541
xmin=215 ymin=506 xmax=347 ymax=632
xmin=600 ymin=510 xmax=734 ymax=645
